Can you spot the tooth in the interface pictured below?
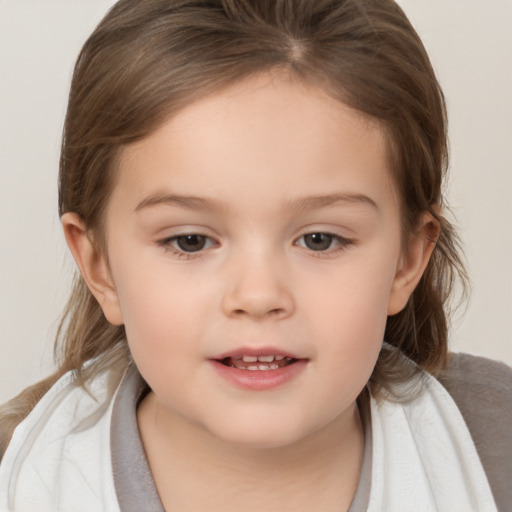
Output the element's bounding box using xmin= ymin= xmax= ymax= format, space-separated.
xmin=275 ymin=355 xmax=285 ymax=361
xmin=269 ymin=364 xmax=279 ymax=370
xmin=247 ymin=366 xmax=259 ymax=371
xmin=242 ymin=356 xmax=258 ymax=362
xmin=258 ymin=365 xmax=270 ymax=370
xmin=258 ymin=355 xmax=274 ymax=363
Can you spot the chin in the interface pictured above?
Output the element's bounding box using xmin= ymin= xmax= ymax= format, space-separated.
xmin=205 ymin=416 xmax=313 ymax=451
xmin=219 ymin=431 xmax=304 ymax=451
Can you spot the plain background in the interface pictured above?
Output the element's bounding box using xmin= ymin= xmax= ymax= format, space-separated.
xmin=1 ymin=0 xmax=511 ymax=403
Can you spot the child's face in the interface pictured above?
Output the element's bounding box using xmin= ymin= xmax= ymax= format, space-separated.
xmin=92 ymin=74 xmax=426 ymax=448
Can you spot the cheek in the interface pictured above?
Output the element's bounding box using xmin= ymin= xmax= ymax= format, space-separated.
xmin=320 ymin=288 xmax=387 ymax=385
xmin=299 ymin=250 xmax=399 ymax=382
xmin=301 ymin=249 xmax=398 ymax=331
xmin=109 ymin=250 xmax=216 ymax=362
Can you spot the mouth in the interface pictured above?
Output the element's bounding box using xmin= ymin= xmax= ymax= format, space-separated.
xmin=210 ymin=349 xmax=307 ymax=390
xmin=218 ymin=354 xmax=298 ymax=371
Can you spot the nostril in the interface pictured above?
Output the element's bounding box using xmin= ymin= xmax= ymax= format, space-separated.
xmin=221 ymin=286 xmax=295 ymax=319
xmin=232 ymin=307 xmax=286 ymax=318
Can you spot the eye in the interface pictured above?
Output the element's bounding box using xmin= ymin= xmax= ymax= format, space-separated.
xmin=174 ymin=234 xmax=209 ymax=252
xmin=158 ymin=233 xmax=216 ymax=255
xmin=295 ymin=232 xmax=352 ymax=253
xmin=302 ymin=233 xmax=334 ymax=251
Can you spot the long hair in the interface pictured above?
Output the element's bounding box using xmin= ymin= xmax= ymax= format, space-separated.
xmin=1 ymin=0 xmax=468 ymax=450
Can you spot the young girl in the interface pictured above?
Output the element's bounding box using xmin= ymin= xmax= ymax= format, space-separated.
xmin=1 ymin=0 xmax=511 ymax=510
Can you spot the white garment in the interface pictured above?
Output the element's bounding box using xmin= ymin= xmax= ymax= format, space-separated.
xmin=367 ymin=373 xmax=498 ymax=511
xmin=0 ymin=366 xmax=498 ymax=512
xmin=0 ymin=370 xmax=120 ymax=512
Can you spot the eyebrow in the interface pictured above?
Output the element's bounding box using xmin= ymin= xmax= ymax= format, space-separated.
xmin=286 ymin=193 xmax=379 ymax=212
xmin=135 ymin=193 xmax=224 ymax=212
xmin=134 ymin=192 xmax=378 ymax=213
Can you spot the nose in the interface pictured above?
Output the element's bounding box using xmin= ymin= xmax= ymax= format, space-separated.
xmin=221 ymin=252 xmax=295 ymax=320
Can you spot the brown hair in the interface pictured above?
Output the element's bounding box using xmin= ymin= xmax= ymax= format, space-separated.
xmin=1 ymin=0 xmax=467 ymax=449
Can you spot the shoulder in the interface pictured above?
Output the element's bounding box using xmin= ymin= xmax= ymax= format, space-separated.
xmin=0 ymin=373 xmax=61 ymax=463
xmin=1 ymin=368 xmax=114 ymax=463
xmin=437 ymin=352 xmax=512 ymax=450
xmin=436 ymin=352 xmax=512 ymax=512
xmin=438 ymin=352 xmax=512 ymax=407
xmin=0 ymin=370 xmax=120 ymax=509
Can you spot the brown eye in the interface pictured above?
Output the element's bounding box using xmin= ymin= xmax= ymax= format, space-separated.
xmin=176 ymin=234 xmax=207 ymax=252
xmin=302 ymin=233 xmax=334 ymax=251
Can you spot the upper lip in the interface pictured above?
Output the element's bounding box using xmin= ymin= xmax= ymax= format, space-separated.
xmin=211 ymin=347 xmax=303 ymax=361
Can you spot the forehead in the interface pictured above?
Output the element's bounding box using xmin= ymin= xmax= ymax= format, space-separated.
xmin=113 ymin=73 xmax=398 ymax=217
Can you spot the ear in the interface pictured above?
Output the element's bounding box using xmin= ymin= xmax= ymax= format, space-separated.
xmin=387 ymin=212 xmax=439 ymax=316
xmin=61 ymin=213 xmax=124 ymax=326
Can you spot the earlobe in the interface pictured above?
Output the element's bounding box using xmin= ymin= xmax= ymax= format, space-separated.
xmin=387 ymin=213 xmax=439 ymax=316
xmin=61 ymin=213 xmax=124 ymax=326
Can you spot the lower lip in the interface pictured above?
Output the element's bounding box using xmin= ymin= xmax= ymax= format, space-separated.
xmin=209 ymin=359 xmax=308 ymax=391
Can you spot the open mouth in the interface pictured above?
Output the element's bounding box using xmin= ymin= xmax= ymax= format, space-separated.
xmin=211 ymin=350 xmax=307 ymax=389
xmin=219 ymin=354 xmax=298 ymax=371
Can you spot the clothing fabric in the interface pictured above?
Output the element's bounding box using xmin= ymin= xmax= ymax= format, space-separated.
xmin=366 ymin=370 xmax=496 ymax=511
xmin=437 ymin=352 xmax=512 ymax=509
xmin=0 ymin=369 xmax=119 ymax=511
xmin=0 ymin=352 xmax=510 ymax=511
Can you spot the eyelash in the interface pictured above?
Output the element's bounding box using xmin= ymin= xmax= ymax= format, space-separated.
xmin=156 ymin=232 xmax=353 ymax=259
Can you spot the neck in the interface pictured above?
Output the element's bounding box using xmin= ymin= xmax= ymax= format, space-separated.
xmin=137 ymin=393 xmax=365 ymax=512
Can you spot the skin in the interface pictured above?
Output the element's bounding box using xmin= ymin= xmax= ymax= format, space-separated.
xmin=63 ymin=73 xmax=436 ymax=511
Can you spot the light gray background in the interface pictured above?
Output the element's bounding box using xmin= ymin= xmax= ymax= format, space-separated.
xmin=1 ymin=0 xmax=511 ymax=403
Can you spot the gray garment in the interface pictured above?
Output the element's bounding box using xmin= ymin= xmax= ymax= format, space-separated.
xmin=111 ymin=366 xmax=162 ymax=512
xmin=111 ymin=353 xmax=512 ymax=512
xmin=437 ymin=352 xmax=512 ymax=512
